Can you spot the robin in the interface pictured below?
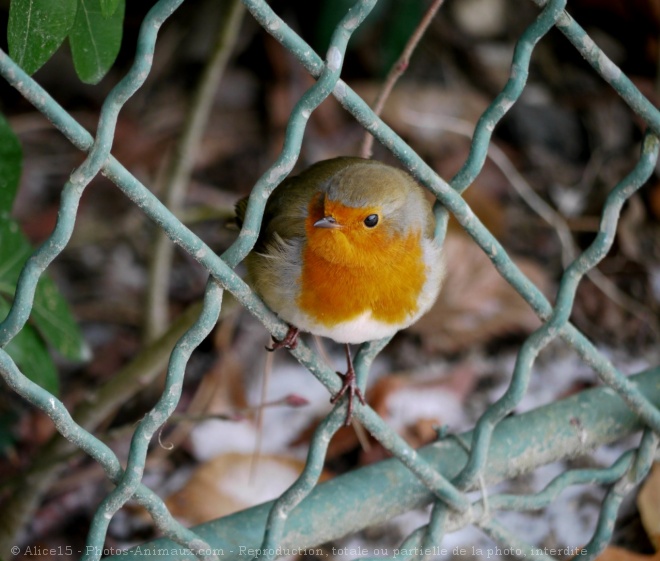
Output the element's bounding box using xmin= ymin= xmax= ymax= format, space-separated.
xmin=235 ymin=157 xmax=444 ymax=424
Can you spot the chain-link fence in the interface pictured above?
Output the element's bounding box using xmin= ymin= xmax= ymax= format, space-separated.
xmin=1 ymin=0 xmax=659 ymax=559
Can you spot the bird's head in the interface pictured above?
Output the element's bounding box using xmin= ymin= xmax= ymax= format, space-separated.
xmin=305 ymin=162 xmax=427 ymax=268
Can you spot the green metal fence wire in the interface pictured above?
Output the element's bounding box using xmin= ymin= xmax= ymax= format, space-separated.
xmin=0 ymin=0 xmax=658 ymax=560
xmin=97 ymin=366 xmax=660 ymax=561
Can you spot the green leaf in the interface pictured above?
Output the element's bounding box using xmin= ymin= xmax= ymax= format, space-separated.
xmin=32 ymin=273 xmax=90 ymax=362
xmin=0 ymin=114 xmax=22 ymax=214
xmin=0 ymin=297 xmax=59 ymax=395
xmin=99 ymin=0 xmax=121 ymax=18
xmin=0 ymin=216 xmax=89 ymax=362
xmin=0 ymin=215 xmax=31 ymax=292
xmin=7 ymin=0 xmax=78 ymax=75
xmin=69 ymin=0 xmax=125 ymax=84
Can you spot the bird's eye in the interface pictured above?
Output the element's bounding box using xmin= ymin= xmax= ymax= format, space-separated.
xmin=363 ymin=214 xmax=379 ymax=228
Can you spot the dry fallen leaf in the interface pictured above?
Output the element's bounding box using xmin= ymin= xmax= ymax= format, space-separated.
xmin=649 ymin=180 xmax=660 ymax=222
xmin=590 ymin=546 xmax=660 ymax=561
xmin=638 ymin=462 xmax=660 ymax=551
xmin=165 ymin=453 xmax=317 ymax=525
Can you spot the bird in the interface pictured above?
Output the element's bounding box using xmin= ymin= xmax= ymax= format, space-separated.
xmin=235 ymin=157 xmax=444 ymax=425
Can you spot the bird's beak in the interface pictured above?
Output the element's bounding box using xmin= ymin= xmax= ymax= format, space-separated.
xmin=313 ymin=216 xmax=342 ymax=229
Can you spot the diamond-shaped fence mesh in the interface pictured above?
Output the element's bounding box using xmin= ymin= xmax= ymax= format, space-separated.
xmin=0 ymin=0 xmax=659 ymax=560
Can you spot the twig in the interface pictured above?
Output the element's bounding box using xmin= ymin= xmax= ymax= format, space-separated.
xmin=250 ymin=349 xmax=273 ymax=482
xmin=400 ymin=109 xmax=660 ymax=339
xmin=359 ymin=0 xmax=445 ymax=159
xmin=165 ymin=394 xmax=309 ymax=425
xmin=144 ymin=0 xmax=245 ymax=342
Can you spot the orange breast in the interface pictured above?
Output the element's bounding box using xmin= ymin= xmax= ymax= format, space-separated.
xmin=297 ymin=224 xmax=427 ymax=328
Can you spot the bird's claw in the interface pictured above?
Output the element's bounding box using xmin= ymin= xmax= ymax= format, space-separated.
xmin=331 ymin=367 xmax=365 ymax=426
xmin=266 ymin=325 xmax=300 ymax=352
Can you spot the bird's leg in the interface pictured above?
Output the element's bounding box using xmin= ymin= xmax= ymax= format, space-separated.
xmin=330 ymin=344 xmax=366 ymax=425
xmin=266 ymin=325 xmax=300 ymax=352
